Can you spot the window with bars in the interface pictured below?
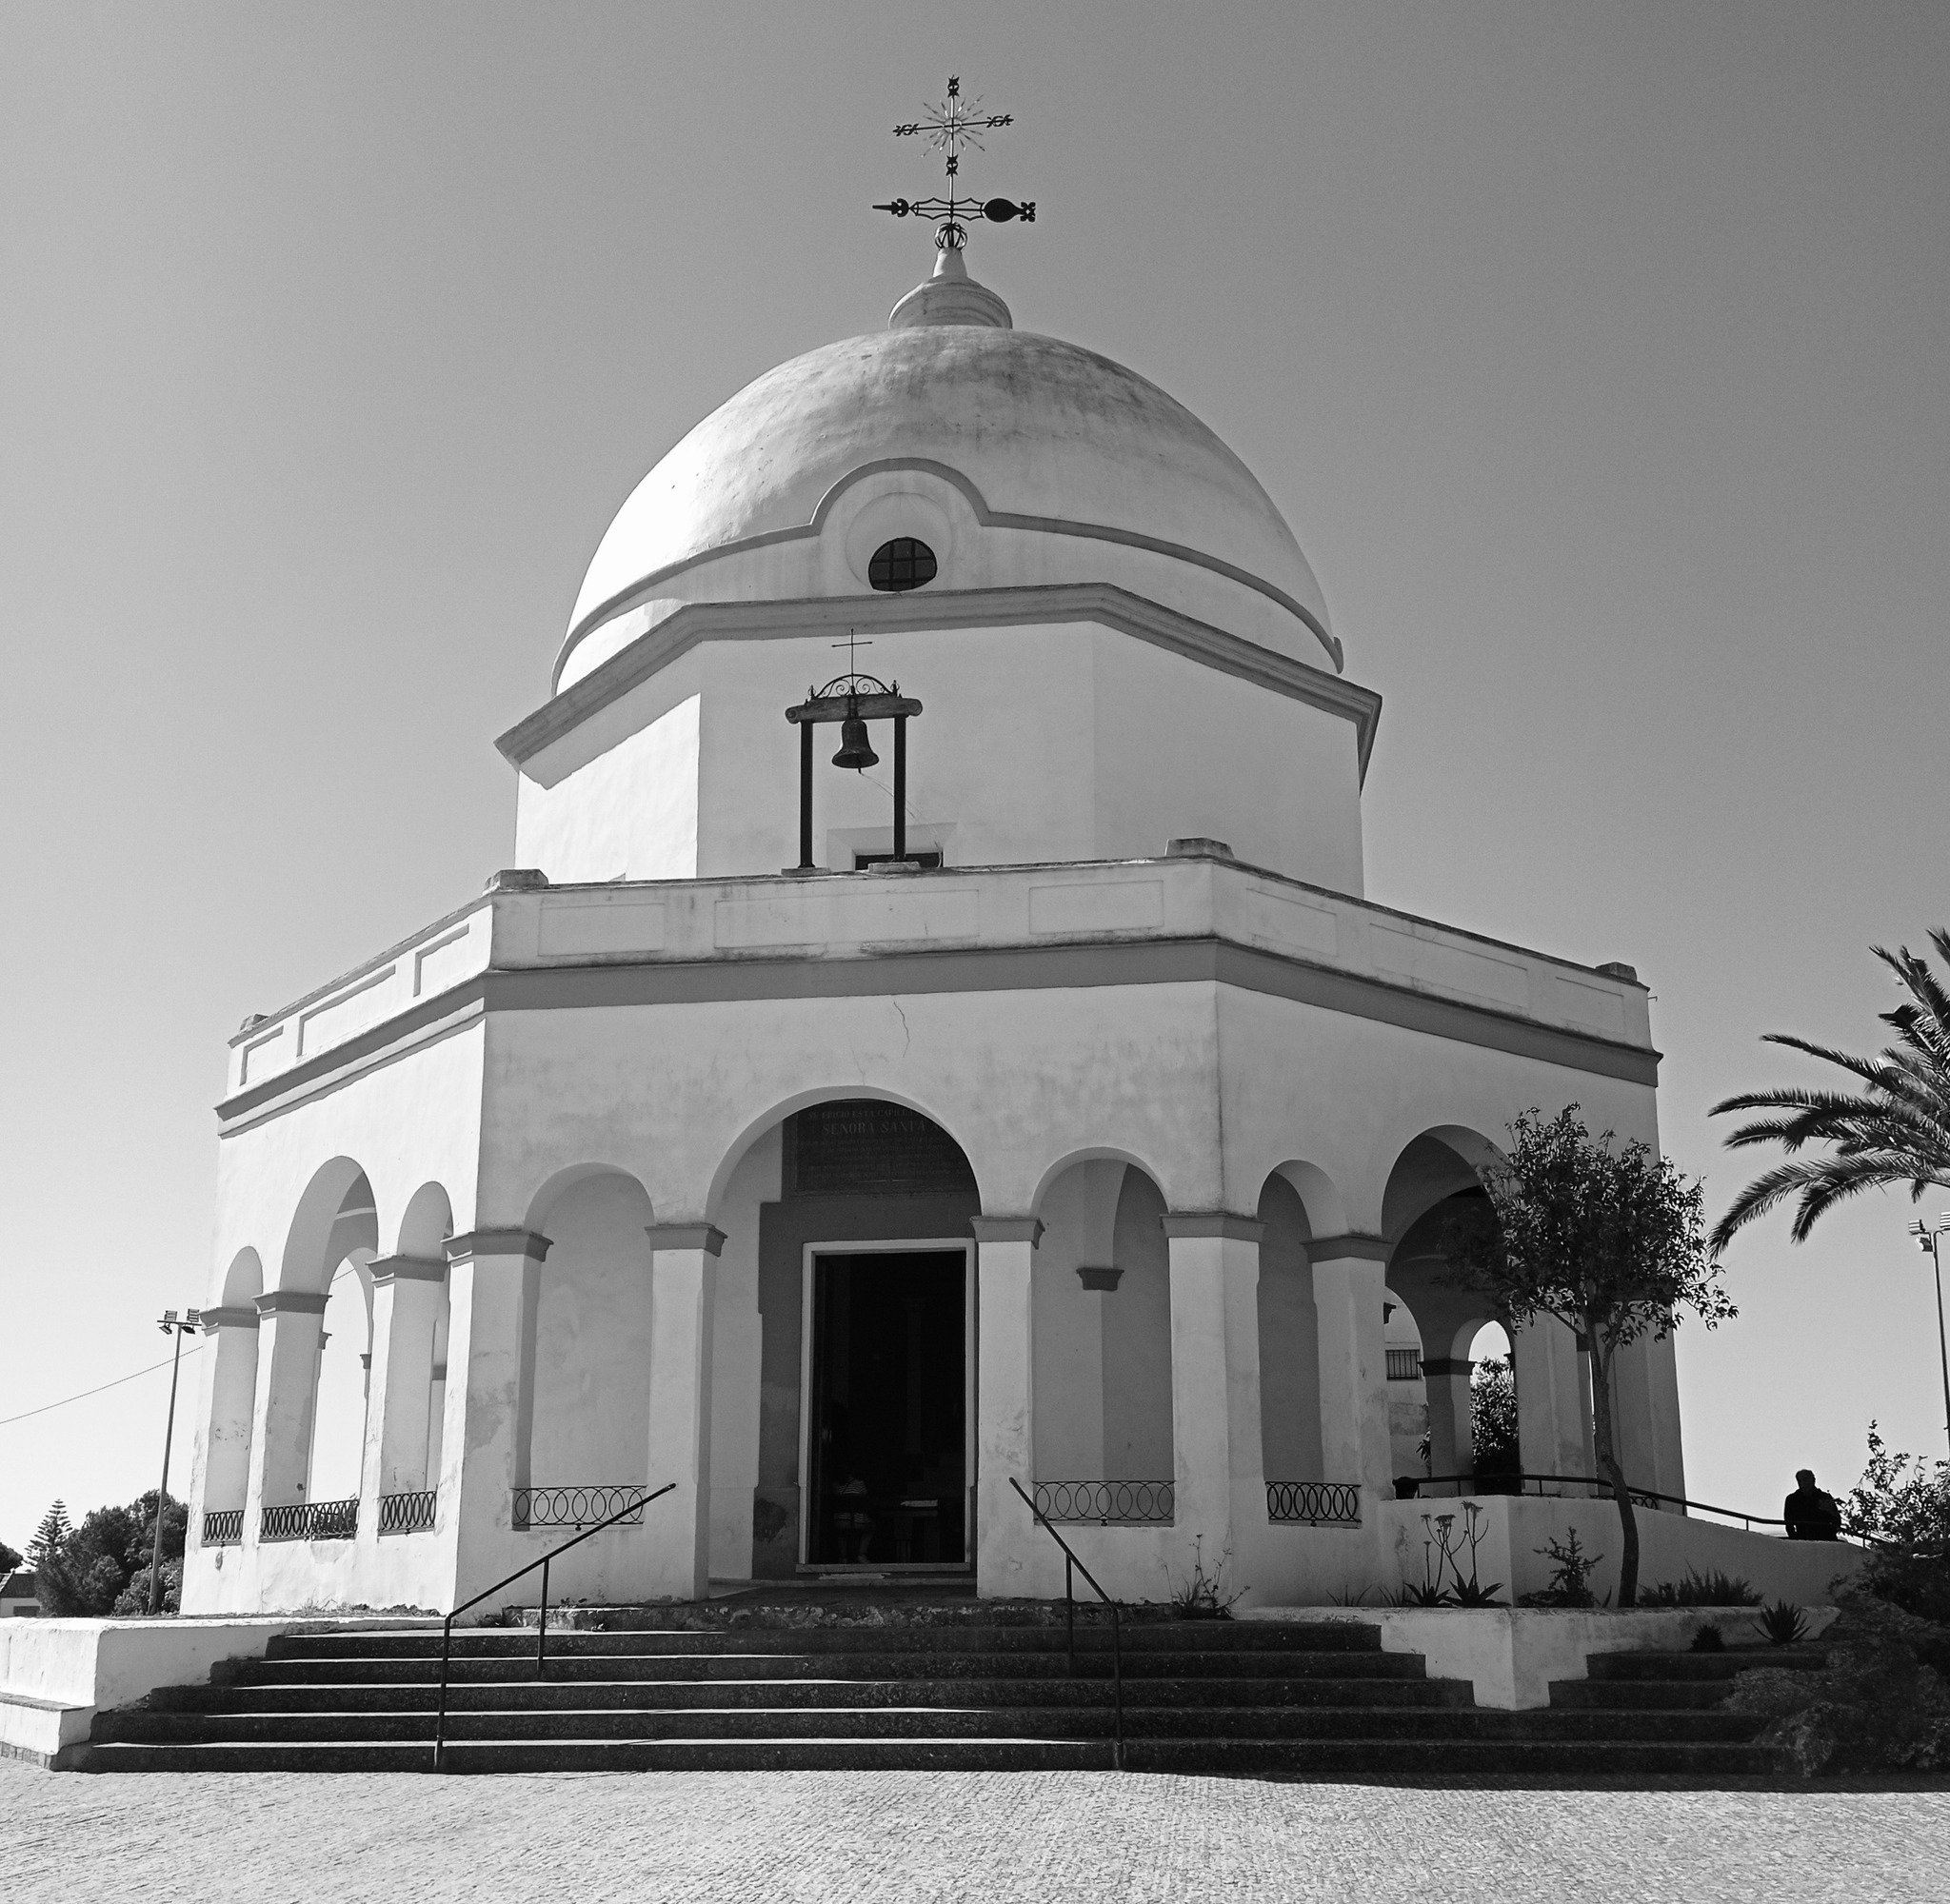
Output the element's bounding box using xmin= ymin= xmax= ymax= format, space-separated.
xmin=867 ymin=537 xmax=938 ymax=591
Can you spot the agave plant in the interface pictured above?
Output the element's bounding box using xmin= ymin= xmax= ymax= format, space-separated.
xmin=1758 ymin=1598 xmax=1810 ymax=1646
xmin=1710 ymin=930 xmax=1950 ymax=1251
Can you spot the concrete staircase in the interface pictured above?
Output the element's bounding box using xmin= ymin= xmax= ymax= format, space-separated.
xmin=77 ymin=1608 xmax=1821 ymax=1775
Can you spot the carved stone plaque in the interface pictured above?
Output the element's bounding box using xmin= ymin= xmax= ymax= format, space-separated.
xmin=792 ymin=1101 xmax=976 ymax=1198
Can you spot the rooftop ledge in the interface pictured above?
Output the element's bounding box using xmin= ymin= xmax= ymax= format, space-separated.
xmin=223 ymin=849 xmax=1656 ymax=1108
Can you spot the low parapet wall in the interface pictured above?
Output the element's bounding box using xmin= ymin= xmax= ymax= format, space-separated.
xmin=0 ymin=1615 xmax=434 ymax=1769
xmin=1378 ymin=1495 xmax=1864 ymax=1608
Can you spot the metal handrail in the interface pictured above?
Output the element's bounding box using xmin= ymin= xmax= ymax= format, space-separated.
xmin=1266 ymin=1480 xmax=1362 ymax=1526
xmin=1401 ymin=1471 xmax=1872 ymax=1542
xmin=1009 ymin=1477 xmax=1124 ymax=1772
xmin=432 ymin=1481 xmax=676 ymax=1771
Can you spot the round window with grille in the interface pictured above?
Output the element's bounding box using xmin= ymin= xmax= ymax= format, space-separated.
xmin=867 ymin=537 xmax=938 ymax=592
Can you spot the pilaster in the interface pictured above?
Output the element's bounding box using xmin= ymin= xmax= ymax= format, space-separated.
xmin=1309 ymin=1236 xmax=1394 ymax=1494
xmin=971 ymin=1216 xmax=1042 ymax=1594
xmin=644 ymin=1223 xmax=726 ymax=1600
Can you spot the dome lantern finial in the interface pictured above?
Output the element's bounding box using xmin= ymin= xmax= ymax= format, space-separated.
xmin=888 ymin=229 xmax=1013 ymax=329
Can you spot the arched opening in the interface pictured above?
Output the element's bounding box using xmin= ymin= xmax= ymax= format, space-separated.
xmin=258 ymin=1161 xmax=376 ymax=1532
xmin=1031 ymin=1156 xmax=1175 ymax=1513
xmin=202 ymin=1248 xmax=263 ymax=1524
xmin=307 ymin=1251 xmax=374 ymax=1506
xmin=711 ymin=1094 xmax=981 ymax=1577
xmin=1257 ymin=1173 xmax=1324 ymax=1485
xmin=522 ymin=1169 xmax=657 ymax=1512
xmin=1382 ymin=1129 xmax=1509 ymax=1491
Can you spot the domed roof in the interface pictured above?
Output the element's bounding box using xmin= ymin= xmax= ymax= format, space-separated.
xmin=561 ymin=267 xmax=1336 ymax=682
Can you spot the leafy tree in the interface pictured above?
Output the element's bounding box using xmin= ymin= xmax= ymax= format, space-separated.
xmin=33 ymin=1491 xmax=186 ymax=1617
xmin=1470 ymin=1354 xmax=1521 ymax=1478
xmin=1443 ymin=1107 xmax=1734 ymax=1605
xmin=0 ymin=1539 xmax=22 ymax=1575
xmin=1709 ymin=930 xmax=1950 ymax=1251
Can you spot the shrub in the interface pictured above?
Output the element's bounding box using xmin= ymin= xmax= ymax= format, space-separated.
xmin=1470 ymin=1355 xmax=1521 ymax=1478
xmin=1726 ymin=1591 xmax=1950 ymax=1775
xmin=1757 ymin=1598 xmax=1809 ymax=1646
xmin=1640 ymin=1566 xmax=1761 ymax=1608
xmin=1519 ymin=1528 xmax=1605 ymax=1609
xmin=1846 ymin=1424 xmax=1950 ymax=1626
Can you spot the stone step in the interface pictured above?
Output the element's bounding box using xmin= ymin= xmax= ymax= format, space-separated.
xmin=156 ymin=1674 xmax=1475 ymax=1714
xmin=229 ymin=1648 xmax=1436 ymax=1688
xmin=1547 ymin=1678 xmax=1761 ymax=1712
xmin=93 ymin=1702 xmax=1761 ymax=1747
xmin=75 ymin=1735 xmax=1782 ymax=1776
xmin=1583 ymin=1647 xmax=1829 ymax=1680
xmin=265 ymin=1620 xmax=1382 ymax=1659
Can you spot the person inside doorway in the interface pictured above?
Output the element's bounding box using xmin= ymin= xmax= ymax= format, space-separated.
xmin=1783 ymin=1468 xmax=1842 ymax=1540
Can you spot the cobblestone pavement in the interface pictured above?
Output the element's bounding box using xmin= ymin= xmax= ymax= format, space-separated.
xmin=7 ymin=1760 xmax=1948 ymax=1902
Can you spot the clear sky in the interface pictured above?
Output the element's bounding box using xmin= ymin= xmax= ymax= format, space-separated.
xmin=3 ymin=2 xmax=1946 ymax=1557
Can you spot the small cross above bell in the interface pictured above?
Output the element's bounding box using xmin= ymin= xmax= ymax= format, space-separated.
xmin=832 ymin=713 xmax=879 ymax=771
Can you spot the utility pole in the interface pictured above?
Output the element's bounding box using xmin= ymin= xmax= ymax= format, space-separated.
xmin=1908 ymin=1218 xmax=1950 ymax=1456
xmin=149 ymin=1310 xmax=201 ymax=1615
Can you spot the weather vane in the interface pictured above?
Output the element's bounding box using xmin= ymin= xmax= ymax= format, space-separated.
xmin=873 ymin=74 xmax=1035 ymax=252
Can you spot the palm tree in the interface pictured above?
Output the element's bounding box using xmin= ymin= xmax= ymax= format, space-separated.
xmin=1710 ymin=929 xmax=1950 ymax=1253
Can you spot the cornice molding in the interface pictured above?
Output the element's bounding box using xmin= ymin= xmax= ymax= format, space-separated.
xmin=254 ymin=1289 xmax=329 ymax=1317
xmin=503 ymin=584 xmax=1381 ymax=782
xmin=198 ymin=1305 xmax=260 ymax=1332
xmin=969 ymin=1216 xmax=1045 ymax=1247
xmin=1160 ymin=1214 xmax=1267 ymax=1242
xmin=1306 ymin=1234 xmax=1393 ymax=1263
xmin=446 ymin=1228 xmax=552 ymax=1265
xmin=645 ymin=1223 xmax=727 ymax=1257
xmin=368 ymin=1254 xmax=448 ymax=1286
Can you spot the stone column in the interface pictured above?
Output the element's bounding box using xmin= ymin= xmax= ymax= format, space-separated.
xmin=1309 ymin=1238 xmax=1394 ymax=1493
xmin=438 ymin=1230 xmax=550 ymax=1598
xmin=1161 ymin=1214 xmax=1266 ymax=1558
xmin=1422 ymin=1357 xmax=1477 ymax=1479
xmin=1612 ymin=1330 xmax=1687 ymax=1506
xmin=644 ymin=1223 xmax=725 ymax=1601
xmin=971 ymin=1216 xmax=1041 ymax=1594
xmin=244 ymin=1289 xmax=329 ymax=1536
xmin=360 ymin=1256 xmax=447 ymax=1510
xmin=1513 ymin=1313 xmax=1588 ymax=1483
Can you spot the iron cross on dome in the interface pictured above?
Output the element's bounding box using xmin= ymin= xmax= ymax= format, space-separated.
xmin=874 ymin=74 xmax=1036 ymax=251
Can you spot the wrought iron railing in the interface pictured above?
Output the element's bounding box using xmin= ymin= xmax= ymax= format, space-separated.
xmin=1032 ymin=1479 xmax=1173 ymax=1525
xmin=434 ymin=1482 xmax=676 ymax=1772
xmin=260 ymin=1497 xmax=359 ymax=1542
xmin=1009 ymin=1478 xmax=1124 ymax=1772
xmin=1385 ymin=1348 xmax=1424 ymax=1380
xmin=377 ymin=1489 xmax=438 ymax=1535
xmin=1401 ymin=1470 xmax=1872 ymax=1542
xmin=1266 ymin=1480 xmax=1362 ymax=1526
xmin=512 ymin=1484 xmax=652 ymax=1531
xmin=202 ymin=1508 xmax=244 ymax=1546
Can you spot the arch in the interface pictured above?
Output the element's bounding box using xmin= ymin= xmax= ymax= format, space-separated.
xmin=220 ymin=1246 xmax=264 ymax=1309
xmin=1380 ymin=1127 xmax=1501 ymax=1243
xmin=394 ymin=1181 xmax=454 ymax=1259
xmin=1028 ymin=1145 xmax=1170 ymax=1220
xmin=525 ymin=1161 xmax=648 ymax=1238
xmin=203 ymin=1249 xmax=266 ymax=1518
xmin=1256 ymin=1172 xmax=1325 ymax=1484
xmin=279 ymin=1157 xmax=377 ymax=1294
xmin=306 ymin=1246 xmax=375 ymax=1504
xmin=704 ymin=1083 xmax=982 ymax=1222
xmin=523 ymin=1167 xmax=658 ymax=1500
xmin=1264 ymin=1159 xmax=1348 ymax=1240
xmin=1030 ymin=1158 xmax=1174 ymax=1493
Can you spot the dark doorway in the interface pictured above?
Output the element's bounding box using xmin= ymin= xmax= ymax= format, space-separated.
xmin=806 ymin=1250 xmax=967 ymax=1566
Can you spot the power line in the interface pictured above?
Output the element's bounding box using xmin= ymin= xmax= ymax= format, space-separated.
xmin=0 ymin=1347 xmax=203 ymax=1429
xmin=1 ymin=1261 xmax=368 ymax=1432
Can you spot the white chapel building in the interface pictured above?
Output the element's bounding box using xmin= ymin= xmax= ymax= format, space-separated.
xmin=181 ymin=242 xmax=1685 ymax=1617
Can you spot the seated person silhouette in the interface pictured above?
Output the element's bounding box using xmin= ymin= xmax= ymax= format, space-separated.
xmin=1783 ymin=1468 xmax=1841 ymax=1541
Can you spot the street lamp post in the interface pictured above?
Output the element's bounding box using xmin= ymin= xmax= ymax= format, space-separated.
xmin=149 ymin=1309 xmax=201 ymax=1615
xmin=1908 ymin=1218 xmax=1950 ymax=1456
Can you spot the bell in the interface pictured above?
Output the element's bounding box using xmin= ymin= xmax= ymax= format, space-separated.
xmin=832 ymin=715 xmax=878 ymax=771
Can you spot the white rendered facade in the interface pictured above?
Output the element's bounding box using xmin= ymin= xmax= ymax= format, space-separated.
xmin=181 ymin=249 xmax=1685 ymax=1617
